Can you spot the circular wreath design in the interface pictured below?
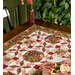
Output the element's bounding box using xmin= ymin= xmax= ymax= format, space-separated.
xmin=23 ymin=50 xmax=44 ymax=62
xmin=45 ymin=35 xmax=62 ymax=43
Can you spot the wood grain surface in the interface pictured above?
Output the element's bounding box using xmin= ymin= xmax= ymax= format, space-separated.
xmin=3 ymin=19 xmax=71 ymax=43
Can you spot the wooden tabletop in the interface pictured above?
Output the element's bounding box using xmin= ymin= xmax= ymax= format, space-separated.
xmin=3 ymin=19 xmax=71 ymax=43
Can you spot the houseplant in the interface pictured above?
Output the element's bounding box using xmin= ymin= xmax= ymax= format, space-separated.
xmin=21 ymin=0 xmax=71 ymax=27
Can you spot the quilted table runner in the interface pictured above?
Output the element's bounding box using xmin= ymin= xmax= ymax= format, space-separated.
xmin=3 ymin=24 xmax=71 ymax=75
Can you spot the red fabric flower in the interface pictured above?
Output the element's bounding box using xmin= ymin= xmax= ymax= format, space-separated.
xmin=27 ymin=0 xmax=33 ymax=4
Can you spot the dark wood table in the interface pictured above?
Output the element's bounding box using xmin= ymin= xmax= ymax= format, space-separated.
xmin=3 ymin=19 xmax=71 ymax=43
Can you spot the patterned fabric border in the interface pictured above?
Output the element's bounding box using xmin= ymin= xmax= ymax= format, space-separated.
xmin=3 ymin=24 xmax=71 ymax=52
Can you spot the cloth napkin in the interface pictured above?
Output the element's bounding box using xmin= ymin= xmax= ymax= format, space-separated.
xmin=41 ymin=59 xmax=71 ymax=75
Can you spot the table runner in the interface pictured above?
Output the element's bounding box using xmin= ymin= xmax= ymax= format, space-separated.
xmin=3 ymin=24 xmax=71 ymax=75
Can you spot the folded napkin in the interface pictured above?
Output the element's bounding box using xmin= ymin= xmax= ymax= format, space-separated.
xmin=41 ymin=59 xmax=71 ymax=75
xmin=41 ymin=62 xmax=55 ymax=75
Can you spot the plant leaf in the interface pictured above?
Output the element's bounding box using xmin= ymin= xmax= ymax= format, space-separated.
xmin=46 ymin=0 xmax=51 ymax=2
xmin=65 ymin=3 xmax=69 ymax=10
xmin=55 ymin=0 xmax=57 ymax=1
xmin=60 ymin=13 xmax=65 ymax=18
xmin=56 ymin=8 xmax=61 ymax=13
xmin=48 ymin=3 xmax=52 ymax=9
xmin=65 ymin=13 xmax=70 ymax=18
xmin=63 ymin=0 xmax=66 ymax=1
xmin=52 ymin=13 xmax=54 ymax=19
xmin=61 ymin=20 xmax=66 ymax=24
xmin=59 ymin=1 xmax=65 ymax=6
xmin=49 ymin=11 xmax=52 ymax=18
xmin=44 ymin=2 xmax=50 ymax=7
xmin=54 ymin=17 xmax=57 ymax=22
xmin=43 ymin=13 xmax=46 ymax=18
xmin=48 ymin=16 xmax=51 ymax=22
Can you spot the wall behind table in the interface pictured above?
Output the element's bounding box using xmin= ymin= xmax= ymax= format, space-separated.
xmin=3 ymin=0 xmax=29 ymax=32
